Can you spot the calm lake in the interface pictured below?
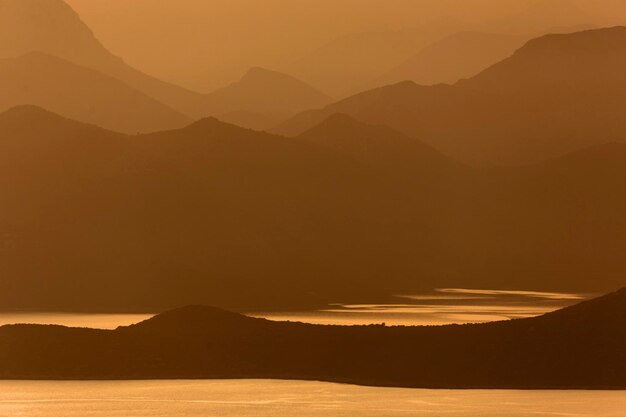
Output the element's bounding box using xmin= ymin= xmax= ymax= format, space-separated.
xmin=0 ymin=380 xmax=624 ymax=417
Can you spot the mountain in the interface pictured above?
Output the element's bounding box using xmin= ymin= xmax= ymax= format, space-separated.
xmin=275 ymin=27 xmax=626 ymax=166
xmin=215 ymin=111 xmax=285 ymax=132
xmin=460 ymin=26 xmax=626 ymax=94
xmin=0 ymin=0 xmax=336 ymax=126
xmin=0 ymin=0 xmax=206 ymax=118
xmin=0 ymin=52 xmax=191 ymax=133
xmin=205 ymin=67 xmax=333 ymax=130
xmin=0 ymin=106 xmax=404 ymax=312
xmin=370 ymin=32 xmax=527 ymax=88
xmin=482 ymin=0 xmax=598 ymax=35
xmin=0 ymin=289 xmax=624 ymax=388
xmin=2 ymin=106 xmax=626 ymax=311
xmin=283 ymin=19 xmax=465 ymax=97
xmin=296 ymin=113 xmax=465 ymax=181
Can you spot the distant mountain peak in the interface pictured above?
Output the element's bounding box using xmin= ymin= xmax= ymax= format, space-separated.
xmin=235 ymin=67 xmax=331 ymax=100
xmin=0 ymin=104 xmax=81 ymax=127
xmin=203 ymin=67 xmax=333 ymax=118
xmin=0 ymin=0 xmax=115 ymax=65
xmin=127 ymin=305 xmax=254 ymax=332
xmin=241 ymin=66 xmax=293 ymax=82
xmin=461 ymin=26 xmax=626 ymax=94
xmin=523 ymin=25 xmax=626 ymax=49
xmin=183 ymin=116 xmax=240 ymax=131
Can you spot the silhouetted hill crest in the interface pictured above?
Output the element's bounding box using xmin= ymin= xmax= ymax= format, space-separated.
xmin=0 ymin=0 xmax=118 ymax=65
xmin=541 ymin=288 xmax=626 ymax=323
xmin=239 ymin=67 xmax=317 ymax=87
xmin=462 ymin=26 xmax=626 ymax=93
xmin=126 ymin=305 xmax=258 ymax=332
xmin=0 ymin=104 xmax=118 ymax=136
xmin=0 ymin=52 xmax=192 ymax=133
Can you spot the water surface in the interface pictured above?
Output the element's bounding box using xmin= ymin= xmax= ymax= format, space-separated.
xmin=0 ymin=289 xmax=590 ymax=329
xmin=0 ymin=313 xmax=153 ymax=330
xmin=0 ymin=380 xmax=624 ymax=417
xmin=252 ymin=288 xmax=589 ymax=326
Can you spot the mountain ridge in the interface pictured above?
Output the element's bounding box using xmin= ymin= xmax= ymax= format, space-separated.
xmin=274 ymin=26 xmax=626 ymax=166
xmin=0 ymin=52 xmax=191 ymax=133
xmin=1 ymin=106 xmax=626 ymax=311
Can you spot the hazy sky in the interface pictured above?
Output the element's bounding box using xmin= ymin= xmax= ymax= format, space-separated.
xmin=66 ymin=1 xmax=625 ymax=91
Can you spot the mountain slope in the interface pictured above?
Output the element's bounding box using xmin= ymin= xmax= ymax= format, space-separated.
xmin=482 ymin=0 xmax=597 ymax=35
xmin=0 ymin=53 xmax=191 ymax=133
xmin=0 ymin=0 xmax=205 ymax=117
xmin=0 ymin=106 xmax=404 ymax=311
xmin=275 ymin=27 xmax=626 ymax=166
xmin=371 ymin=32 xmax=527 ymax=88
xmin=296 ymin=113 xmax=465 ymax=181
xmin=1 ymin=107 xmax=625 ymax=311
xmin=0 ymin=289 xmax=624 ymax=388
xmin=461 ymin=26 xmax=626 ymax=94
xmin=205 ymin=67 xmax=332 ymax=129
xmin=283 ymin=20 xmax=464 ymax=97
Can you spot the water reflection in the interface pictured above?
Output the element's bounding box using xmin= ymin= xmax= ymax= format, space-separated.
xmin=252 ymin=288 xmax=591 ymax=326
xmin=0 ymin=289 xmax=592 ymax=329
xmin=0 ymin=380 xmax=623 ymax=417
xmin=0 ymin=313 xmax=153 ymax=329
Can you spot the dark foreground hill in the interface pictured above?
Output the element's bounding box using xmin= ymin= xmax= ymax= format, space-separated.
xmin=0 ymin=289 xmax=624 ymax=388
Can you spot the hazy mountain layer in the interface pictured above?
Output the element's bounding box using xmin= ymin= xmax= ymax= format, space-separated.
xmin=0 ymin=53 xmax=191 ymax=133
xmin=206 ymin=67 xmax=333 ymax=129
xmin=370 ymin=32 xmax=527 ymax=88
xmin=0 ymin=0 xmax=330 ymax=127
xmin=276 ymin=27 xmax=626 ymax=166
xmin=1 ymin=107 xmax=625 ymax=311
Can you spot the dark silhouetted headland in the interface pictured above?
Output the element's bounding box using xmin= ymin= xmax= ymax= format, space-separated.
xmin=0 ymin=289 xmax=624 ymax=388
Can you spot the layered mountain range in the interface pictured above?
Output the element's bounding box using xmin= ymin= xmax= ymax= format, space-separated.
xmin=1 ymin=106 xmax=625 ymax=311
xmin=276 ymin=26 xmax=626 ymax=166
xmin=0 ymin=0 xmax=330 ymax=133
xmin=1 ymin=0 xmax=625 ymax=312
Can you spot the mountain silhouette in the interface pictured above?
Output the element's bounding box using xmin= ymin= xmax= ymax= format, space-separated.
xmin=0 ymin=106 xmax=393 ymax=311
xmin=204 ymin=67 xmax=332 ymax=129
xmin=275 ymin=27 xmax=626 ymax=166
xmin=1 ymin=0 xmax=337 ymax=127
xmin=460 ymin=26 xmax=626 ymax=94
xmin=296 ymin=113 xmax=464 ymax=181
xmin=0 ymin=0 xmax=206 ymax=118
xmin=0 ymin=289 xmax=624 ymax=388
xmin=215 ymin=110 xmax=284 ymax=132
xmin=481 ymin=0 xmax=596 ymax=35
xmin=1 ymin=106 xmax=626 ymax=311
xmin=0 ymin=52 xmax=191 ymax=133
xmin=370 ymin=32 xmax=527 ymax=88
xmin=284 ymin=20 xmax=464 ymax=97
